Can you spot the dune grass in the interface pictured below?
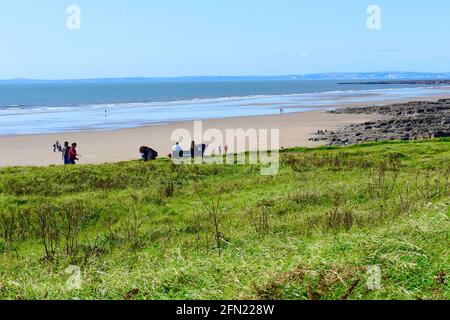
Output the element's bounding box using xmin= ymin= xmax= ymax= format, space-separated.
xmin=0 ymin=139 xmax=449 ymax=300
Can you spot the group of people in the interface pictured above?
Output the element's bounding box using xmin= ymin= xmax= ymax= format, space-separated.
xmin=218 ymin=144 xmax=229 ymax=155
xmin=53 ymin=141 xmax=79 ymax=165
xmin=53 ymin=141 xmax=62 ymax=152
xmin=140 ymin=141 xmax=230 ymax=162
xmin=169 ymin=141 xmax=223 ymax=159
xmin=54 ymin=140 xmax=229 ymax=166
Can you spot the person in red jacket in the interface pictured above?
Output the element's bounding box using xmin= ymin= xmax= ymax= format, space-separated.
xmin=68 ymin=143 xmax=79 ymax=164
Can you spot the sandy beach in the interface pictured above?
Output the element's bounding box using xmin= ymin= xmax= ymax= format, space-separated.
xmin=0 ymin=96 xmax=449 ymax=167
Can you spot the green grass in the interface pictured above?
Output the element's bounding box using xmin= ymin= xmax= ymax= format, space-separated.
xmin=0 ymin=139 xmax=449 ymax=300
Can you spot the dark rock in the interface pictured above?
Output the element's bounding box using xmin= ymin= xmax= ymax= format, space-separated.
xmin=319 ymin=99 xmax=450 ymax=146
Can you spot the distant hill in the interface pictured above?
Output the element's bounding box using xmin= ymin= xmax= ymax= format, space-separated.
xmin=1 ymin=72 xmax=450 ymax=83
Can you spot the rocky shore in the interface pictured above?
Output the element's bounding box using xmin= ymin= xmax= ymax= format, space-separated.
xmin=338 ymin=80 xmax=450 ymax=85
xmin=311 ymin=99 xmax=450 ymax=146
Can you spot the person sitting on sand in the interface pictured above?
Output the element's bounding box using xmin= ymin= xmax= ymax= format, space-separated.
xmin=62 ymin=141 xmax=71 ymax=165
xmin=139 ymin=146 xmax=158 ymax=161
xmin=172 ymin=142 xmax=183 ymax=158
xmin=68 ymin=143 xmax=79 ymax=165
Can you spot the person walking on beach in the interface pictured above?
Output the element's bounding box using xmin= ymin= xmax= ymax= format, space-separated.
xmin=68 ymin=143 xmax=79 ymax=165
xmin=62 ymin=141 xmax=71 ymax=165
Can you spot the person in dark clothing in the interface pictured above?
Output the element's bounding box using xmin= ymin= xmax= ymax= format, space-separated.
xmin=189 ymin=141 xmax=194 ymax=159
xmin=62 ymin=141 xmax=71 ymax=165
xmin=139 ymin=146 xmax=158 ymax=161
xmin=190 ymin=141 xmax=207 ymax=158
xmin=200 ymin=143 xmax=206 ymax=157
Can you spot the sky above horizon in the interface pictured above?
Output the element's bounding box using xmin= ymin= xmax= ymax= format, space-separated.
xmin=1 ymin=0 xmax=450 ymax=79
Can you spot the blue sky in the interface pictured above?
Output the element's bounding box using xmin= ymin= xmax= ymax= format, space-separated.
xmin=1 ymin=0 xmax=449 ymax=79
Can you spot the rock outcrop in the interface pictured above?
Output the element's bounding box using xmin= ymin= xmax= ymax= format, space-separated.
xmin=311 ymin=99 xmax=450 ymax=146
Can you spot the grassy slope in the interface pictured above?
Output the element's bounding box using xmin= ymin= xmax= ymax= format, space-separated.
xmin=0 ymin=139 xmax=449 ymax=300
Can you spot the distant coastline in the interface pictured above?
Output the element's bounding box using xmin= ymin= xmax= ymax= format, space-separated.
xmin=2 ymin=71 xmax=450 ymax=83
xmin=338 ymin=80 xmax=450 ymax=85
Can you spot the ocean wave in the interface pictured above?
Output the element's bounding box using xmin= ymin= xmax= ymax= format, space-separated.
xmin=0 ymin=85 xmax=448 ymax=116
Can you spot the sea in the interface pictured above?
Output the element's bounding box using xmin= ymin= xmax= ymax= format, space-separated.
xmin=0 ymin=79 xmax=449 ymax=136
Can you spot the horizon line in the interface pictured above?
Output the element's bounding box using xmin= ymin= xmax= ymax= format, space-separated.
xmin=2 ymin=71 xmax=450 ymax=82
